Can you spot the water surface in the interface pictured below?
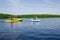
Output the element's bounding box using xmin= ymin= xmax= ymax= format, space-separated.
xmin=0 ymin=18 xmax=60 ymax=40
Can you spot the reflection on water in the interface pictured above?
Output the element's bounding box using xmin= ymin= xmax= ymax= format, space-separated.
xmin=10 ymin=21 xmax=23 ymax=28
xmin=0 ymin=18 xmax=60 ymax=40
xmin=31 ymin=22 xmax=40 ymax=25
xmin=10 ymin=22 xmax=14 ymax=27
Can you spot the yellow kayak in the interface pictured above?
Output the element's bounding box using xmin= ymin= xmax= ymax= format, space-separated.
xmin=5 ymin=19 xmax=23 ymax=22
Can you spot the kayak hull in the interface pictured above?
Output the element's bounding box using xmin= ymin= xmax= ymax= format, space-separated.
xmin=31 ymin=19 xmax=40 ymax=22
xmin=5 ymin=19 xmax=23 ymax=22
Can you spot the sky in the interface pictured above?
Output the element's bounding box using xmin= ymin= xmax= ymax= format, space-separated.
xmin=0 ymin=0 xmax=60 ymax=15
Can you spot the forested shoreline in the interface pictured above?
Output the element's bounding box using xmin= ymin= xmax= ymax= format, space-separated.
xmin=0 ymin=13 xmax=60 ymax=18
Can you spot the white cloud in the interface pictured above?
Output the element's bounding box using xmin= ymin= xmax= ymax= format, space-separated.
xmin=6 ymin=0 xmax=60 ymax=15
xmin=43 ymin=0 xmax=58 ymax=5
xmin=8 ymin=0 xmax=19 ymax=14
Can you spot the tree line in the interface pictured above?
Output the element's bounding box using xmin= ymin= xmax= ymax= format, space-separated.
xmin=0 ymin=13 xmax=60 ymax=18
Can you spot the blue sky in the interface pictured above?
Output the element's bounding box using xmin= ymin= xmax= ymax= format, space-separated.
xmin=0 ymin=0 xmax=60 ymax=15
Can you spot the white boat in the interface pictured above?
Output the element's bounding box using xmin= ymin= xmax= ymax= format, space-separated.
xmin=31 ymin=19 xmax=40 ymax=22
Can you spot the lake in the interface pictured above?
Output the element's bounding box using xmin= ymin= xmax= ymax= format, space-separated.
xmin=0 ymin=18 xmax=60 ymax=40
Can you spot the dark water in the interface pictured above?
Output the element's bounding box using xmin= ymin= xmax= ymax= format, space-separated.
xmin=0 ymin=18 xmax=60 ymax=40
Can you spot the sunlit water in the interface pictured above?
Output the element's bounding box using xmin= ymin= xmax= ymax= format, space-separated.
xmin=0 ymin=18 xmax=60 ymax=40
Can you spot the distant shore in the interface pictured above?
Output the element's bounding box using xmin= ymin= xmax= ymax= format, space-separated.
xmin=0 ymin=13 xmax=60 ymax=18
